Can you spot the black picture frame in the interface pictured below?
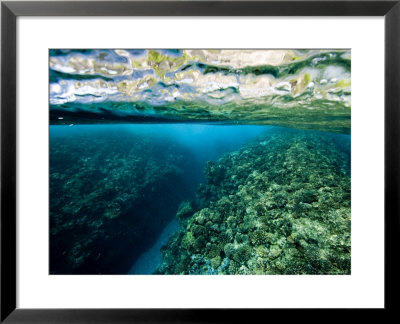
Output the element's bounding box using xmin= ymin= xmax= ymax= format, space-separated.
xmin=1 ymin=0 xmax=399 ymax=322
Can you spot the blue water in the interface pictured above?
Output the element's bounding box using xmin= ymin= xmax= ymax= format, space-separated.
xmin=128 ymin=218 xmax=180 ymax=274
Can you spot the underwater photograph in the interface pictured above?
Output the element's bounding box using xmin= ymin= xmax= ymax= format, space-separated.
xmin=49 ymin=49 xmax=351 ymax=275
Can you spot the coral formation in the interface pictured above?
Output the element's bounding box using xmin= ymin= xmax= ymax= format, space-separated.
xmin=50 ymin=127 xmax=197 ymax=274
xmin=156 ymin=128 xmax=351 ymax=275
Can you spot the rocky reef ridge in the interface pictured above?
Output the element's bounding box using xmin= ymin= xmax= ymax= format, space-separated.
xmin=156 ymin=128 xmax=351 ymax=275
xmin=50 ymin=127 xmax=197 ymax=274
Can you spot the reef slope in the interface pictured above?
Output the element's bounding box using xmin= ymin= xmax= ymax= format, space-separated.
xmin=156 ymin=128 xmax=351 ymax=275
xmin=50 ymin=127 xmax=196 ymax=274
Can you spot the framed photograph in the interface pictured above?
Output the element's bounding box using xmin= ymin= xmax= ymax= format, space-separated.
xmin=1 ymin=0 xmax=398 ymax=321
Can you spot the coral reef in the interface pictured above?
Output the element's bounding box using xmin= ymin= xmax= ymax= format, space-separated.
xmin=156 ymin=128 xmax=351 ymax=275
xmin=50 ymin=127 xmax=197 ymax=274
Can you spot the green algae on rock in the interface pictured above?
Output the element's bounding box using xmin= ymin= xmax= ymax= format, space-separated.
xmin=155 ymin=128 xmax=351 ymax=275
